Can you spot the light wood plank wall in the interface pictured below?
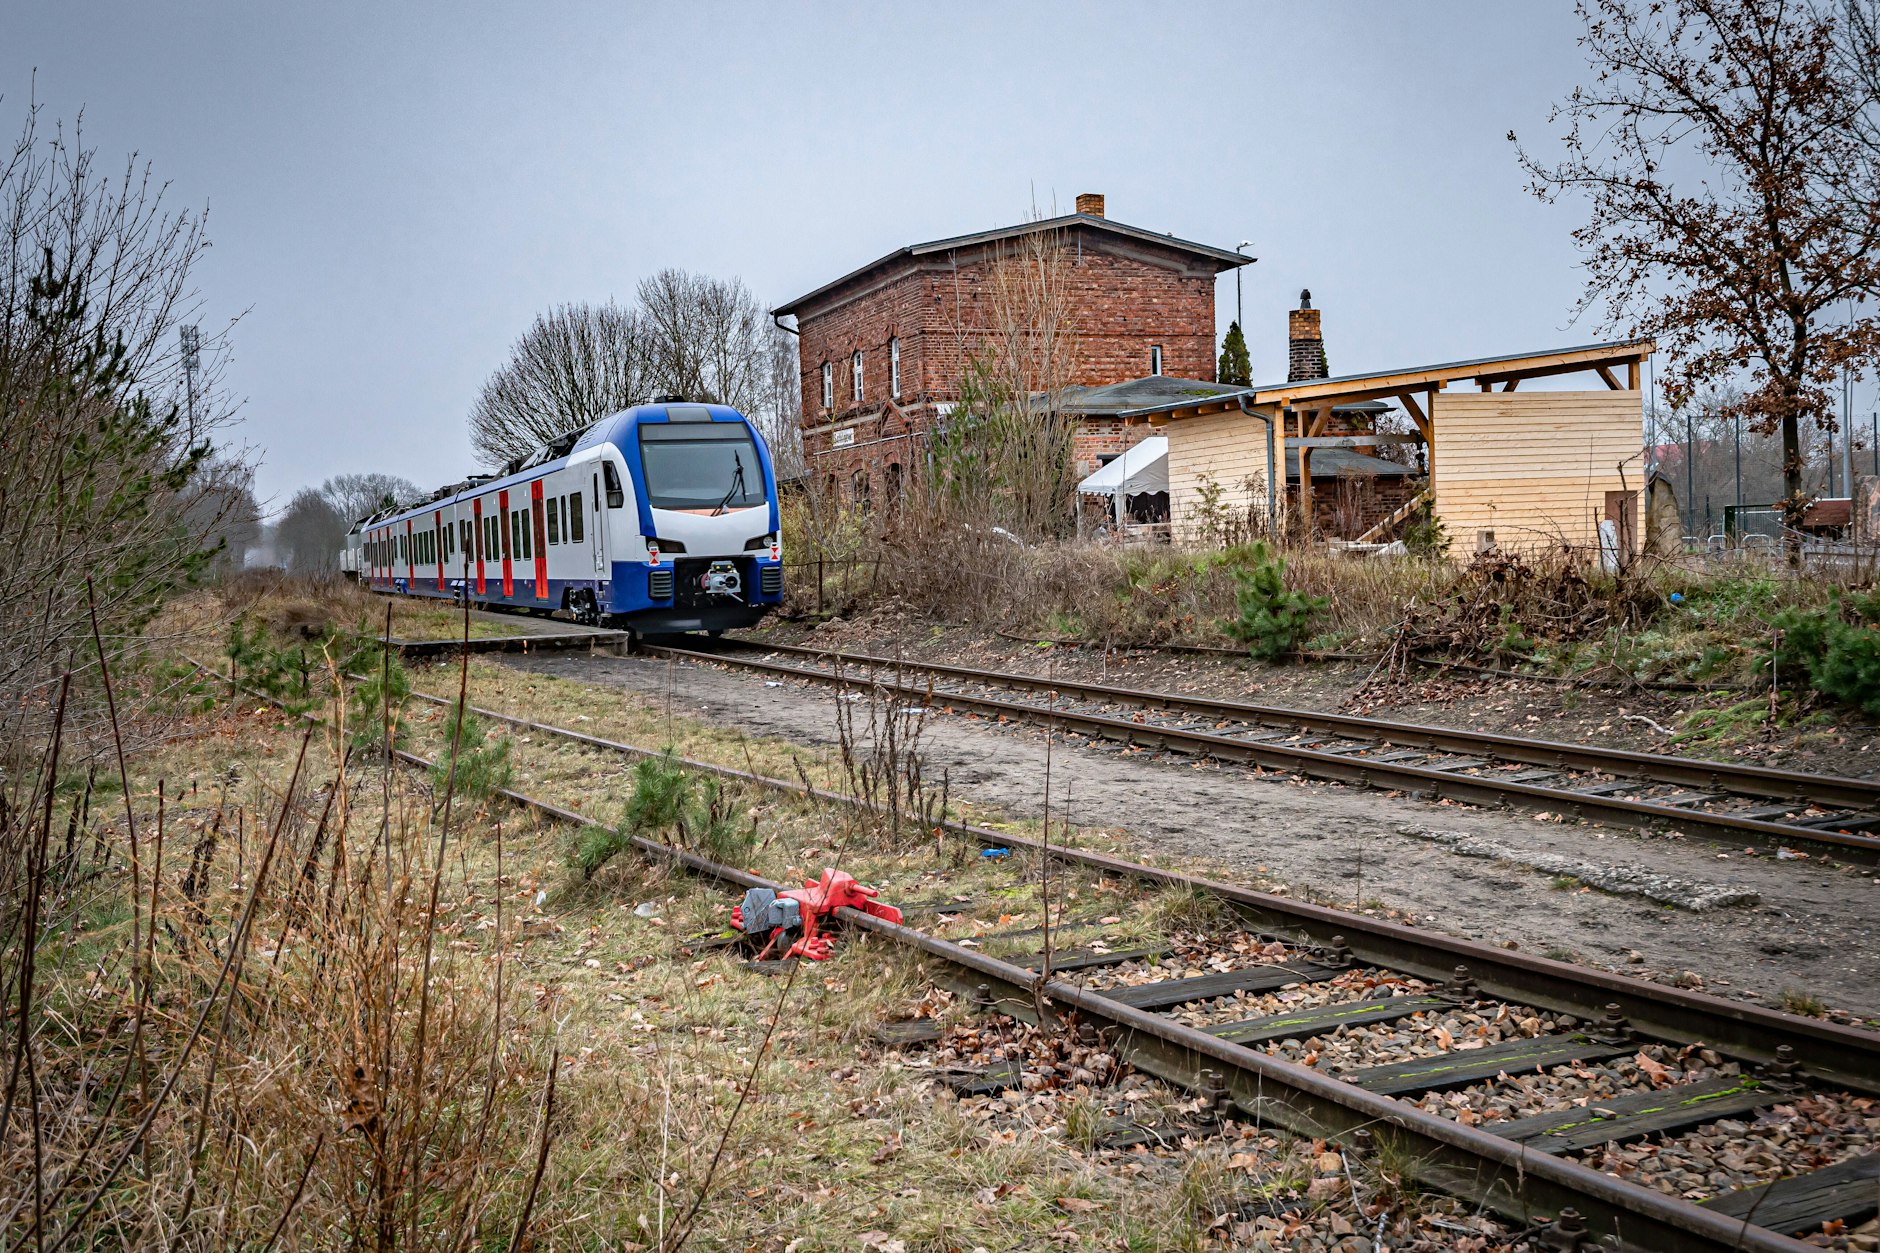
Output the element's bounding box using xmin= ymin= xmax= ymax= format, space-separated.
xmin=1167 ymin=409 xmax=1276 ymax=543
xmin=1432 ymin=390 xmax=1644 ymax=552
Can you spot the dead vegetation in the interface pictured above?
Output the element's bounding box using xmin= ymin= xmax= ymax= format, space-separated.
xmin=3 ymin=588 xmax=1556 ymax=1252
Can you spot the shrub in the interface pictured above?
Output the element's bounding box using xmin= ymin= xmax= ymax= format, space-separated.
xmin=1779 ymin=590 xmax=1880 ymax=716
xmin=348 ymin=649 xmax=412 ymax=751
xmin=1221 ymin=541 xmax=1327 ymax=661
xmin=428 ymin=703 xmax=514 ymax=809
xmin=578 ymin=751 xmax=755 ymax=878
xmin=225 ymin=614 xmax=322 ymax=714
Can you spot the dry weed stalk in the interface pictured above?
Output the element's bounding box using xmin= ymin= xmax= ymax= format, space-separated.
xmin=0 ymin=619 xmax=560 ymax=1251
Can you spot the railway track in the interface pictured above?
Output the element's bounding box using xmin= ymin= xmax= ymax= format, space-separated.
xmin=354 ymin=670 xmax=1880 ymax=1253
xmin=637 ymin=638 xmax=1880 ymax=862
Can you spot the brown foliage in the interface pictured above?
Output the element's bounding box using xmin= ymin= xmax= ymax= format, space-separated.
xmin=1517 ymin=0 xmax=1880 ymax=547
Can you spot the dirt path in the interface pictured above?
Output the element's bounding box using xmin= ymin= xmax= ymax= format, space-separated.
xmin=506 ymin=651 xmax=1880 ymax=1019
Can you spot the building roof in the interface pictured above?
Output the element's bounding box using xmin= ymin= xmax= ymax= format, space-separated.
xmin=773 ymin=212 xmax=1252 ymax=317
xmin=1285 ymin=447 xmax=1416 ymax=481
xmin=1049 ymin=377 xmax=1396 ymax=421
xmin=1129 ymin=339 xmax=1656 ymax=423
xmin=1051 ymin=376 xmax=1244 ymax=416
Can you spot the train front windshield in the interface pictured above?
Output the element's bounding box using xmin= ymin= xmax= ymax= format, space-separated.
xmin=638 ymin=422 xmax=766 ymax=512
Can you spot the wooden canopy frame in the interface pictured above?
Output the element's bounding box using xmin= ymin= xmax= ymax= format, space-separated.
xmin=1143 ymin=338 xmax=1654 ymax=537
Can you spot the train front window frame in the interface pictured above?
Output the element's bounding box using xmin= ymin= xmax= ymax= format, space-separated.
xmin=637 ymin=422 xmax=764 ymax=513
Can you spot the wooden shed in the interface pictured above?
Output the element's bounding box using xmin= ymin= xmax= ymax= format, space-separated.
xmin=1134 ymin=339 xmax=1655 ymax=557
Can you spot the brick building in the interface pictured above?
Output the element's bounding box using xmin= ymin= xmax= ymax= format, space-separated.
xmin=771 ymin=194 xmax=1249 ymax=503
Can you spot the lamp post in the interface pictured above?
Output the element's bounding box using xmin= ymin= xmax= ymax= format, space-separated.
xmin=1235 ymin=241 xmax=1251 ymax=330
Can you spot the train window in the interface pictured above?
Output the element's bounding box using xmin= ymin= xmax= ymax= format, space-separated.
xmin=547 ymin=497 xmax=559 ymax=545
xmin=602 ymin=461 xmax=624 ymax=508
xmin=521 ymin=508 xmax=533 ymax=559
xmin=638 ymin=422 xmax=763 ymax=511
xmin=568 ymin=491 xmax=584 ymax=542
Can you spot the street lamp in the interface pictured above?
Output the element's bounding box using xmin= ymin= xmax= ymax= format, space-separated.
xmin=1234 ymin=241 xmax=1252 ymax=331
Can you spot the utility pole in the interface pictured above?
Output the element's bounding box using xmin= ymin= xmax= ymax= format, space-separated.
xmin=1235 ymin=242 xmax=1251 ymax=330
xmin=1843 ymin=348 xmax=1855 ymax=499
xmin=1685 ymin=409 xmax=1696 ymax=536
xmin=179 ymin=324 xmax=201 ymax=446
xmin=1733 ymin=409 xmax=1742 ymax=536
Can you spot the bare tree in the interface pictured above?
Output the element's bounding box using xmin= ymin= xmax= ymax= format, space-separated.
xmin=467 ymin=271 xmax=798 ymax=471
xmin=321 ymin=471 xmax=423 ymax=524
xmin=929 ymin=227 xmax=1083 ymax=541
xmin=1516 ymin=0 xmax=1880 ymax=560
xmin=0 ymin=100 xmax=247 ymax=742
xmin=636 ymin=268 xmax=776 ymax=414
xmin=468 ymin=300 xmax=649 ymax=467
xmin=278 ymin=486 xmax=347 ymax=573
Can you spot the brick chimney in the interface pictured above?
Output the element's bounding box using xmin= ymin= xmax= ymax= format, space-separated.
xmin=1287 ymin=288 xmax=1326 ymax=382
xmin=1075 ymin=192 xmax=1105 ymax=218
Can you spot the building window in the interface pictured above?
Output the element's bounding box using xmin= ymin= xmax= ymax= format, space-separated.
xmin=851 ymin=350 xmax=863 ymax=403
xmin=889 ymin=336 xmax=901 ymax=400
xmin=820 ymin=361 xmax=832 ymax=409
xmin=1150 ymin=345 xmax=1164 ymax=376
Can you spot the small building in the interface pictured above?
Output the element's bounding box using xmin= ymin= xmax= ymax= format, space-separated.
xmin=771 ymin=194 xmax=1250 ymax=505
xmin=1056 ymin=377 xmax=1418 ymax=538
xmin=1131 ymin=294 xmax=1654 ymax=556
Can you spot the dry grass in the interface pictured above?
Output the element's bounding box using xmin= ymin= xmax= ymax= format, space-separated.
xmin=0 ymin=579 xmax=1558 ymax=1250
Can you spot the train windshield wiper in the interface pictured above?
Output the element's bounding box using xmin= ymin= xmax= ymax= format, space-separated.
xmin=712 ymin=451 xmax=747 ymax=516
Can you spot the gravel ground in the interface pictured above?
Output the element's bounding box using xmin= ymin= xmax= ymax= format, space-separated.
xmin=500 ymin=649 xmax=1880 ymax=1018
xmin=753 ymin=613 xmax=1880 ymax=779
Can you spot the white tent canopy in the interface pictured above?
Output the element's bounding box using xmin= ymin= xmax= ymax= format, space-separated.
xmin=1077 ymin=436 xmax=1167 ymax=497
xmin=1076 ymin=436 xmax=1168 ymax=528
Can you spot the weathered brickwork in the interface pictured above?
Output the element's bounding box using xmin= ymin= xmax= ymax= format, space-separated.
xmin=788 ymin=218 xmax=1229 ymax=500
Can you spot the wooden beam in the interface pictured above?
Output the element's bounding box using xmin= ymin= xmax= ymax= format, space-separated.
xmin=1501 ymin=379 xmax=1520 ymax=392
xmin=1261 ymin=340 xmax=1654 ymax=406
xmin=1479 ymin=380 xmax=1493 ymax=392
xmin=1596 ymin=364 xmax=1623 ymax=390
xmin=1289 ymin=433 xmax=1423 ymax=448
xmin=1397 ymin=391 xmax=1428 ymax=428
xmin=1627 ymin=358 xmax=1640 ymax=390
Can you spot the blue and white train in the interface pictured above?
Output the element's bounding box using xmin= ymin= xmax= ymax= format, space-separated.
xmin=340 ymin=400 xmax=783 ymax=634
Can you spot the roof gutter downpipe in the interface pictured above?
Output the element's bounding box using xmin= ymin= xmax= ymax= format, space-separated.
xmin=770 ymin=311 xmax=799 ymax=337
xmin=1236 ymin=394 xmax=1279 ymax=535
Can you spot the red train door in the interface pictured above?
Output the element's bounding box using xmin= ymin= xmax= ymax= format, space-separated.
xmin=473 ymin=498 xmax=486 ymax=595
xmin=434 ymin=510 xmax=445 ymax=590
xmin=498 ymin=489 xmax=514 ymax=597
xmin=530 ymin=480 xmax=548 ymax=601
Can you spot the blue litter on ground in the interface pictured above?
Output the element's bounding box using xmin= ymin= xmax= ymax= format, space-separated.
xmin=981 ymin=848 xmax=1010 ymax=858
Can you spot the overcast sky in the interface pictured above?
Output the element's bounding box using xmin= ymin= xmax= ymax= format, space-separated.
xmin=7 ymin=2 xmax=1874 ymax=510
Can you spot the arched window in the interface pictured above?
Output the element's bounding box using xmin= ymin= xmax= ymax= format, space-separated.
xmin=851 ymin=350 xmax=864 ymax=403
xmin=851 ymin=469 xmax=871 ymax=510
xmin=820 ymin=361 xmax=833 ymax=409
xmin=889 ymin=336 xmax=901 ymax=400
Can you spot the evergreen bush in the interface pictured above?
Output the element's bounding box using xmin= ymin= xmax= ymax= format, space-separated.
xmin=1221 ymin=542 xmax=1327 ymax=661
